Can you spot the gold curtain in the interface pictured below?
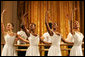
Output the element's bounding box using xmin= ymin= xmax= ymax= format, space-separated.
xmin=17 ymin=1 xmax=84 ymax=56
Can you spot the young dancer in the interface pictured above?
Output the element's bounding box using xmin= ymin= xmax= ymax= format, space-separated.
xmin=41 ymin=23 xmax=52 ymax=56
xmin=1 ymin=10 xmax=29 ymax=56
xmin=17 ymin=24 xmax=28 ymax=56
xmin=41 ymin=10 xmax=73 ymax=56
xmin=20 ymin=24 xmax=40 ymax=56
xmin=17 ymin=24 xmax=28 ymax=45
xmin=42 ymin=23 xmax=52 ymax=43
xmin=1 ymin=10 xmax=17 ymax=56
xmin=20 ymin=13 xmax=40 ymax=56
xmin=65 ymin=8 xmax=77 ymax=43
xmin=65 ymin=9 xmax=75 ymax=56
xmin=70 ymin=21 xmax=84 ymax=56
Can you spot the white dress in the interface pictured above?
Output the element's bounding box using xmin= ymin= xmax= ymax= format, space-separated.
xmin=70 ymin=32 xmax=84 ymax=56
xmin=1 ymin=34 xmax=17 ymax=56
xmin=26 ymin=34 xmax=40 ymax=56
xmin=48 ymin=32 xmax=62 ymax=56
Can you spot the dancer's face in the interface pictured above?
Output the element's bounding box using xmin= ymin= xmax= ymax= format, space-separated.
xmin=32 ymin=24 xmax=36 ymax=30
xmin=29 ymin=23 xmax=36 ymax=30
xmin=6 ymin=23 xmax=13 ymax=31
xmin=73 ymin=21 xmax=80 ymax=29
xmin=52 ymin=23 xmax=58 ymax=31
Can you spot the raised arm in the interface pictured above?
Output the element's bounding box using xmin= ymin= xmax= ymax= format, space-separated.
xmin=66 ymin=8 xmax=77 ymax=34
xmin=71 ymin=8 xmax=77 ymax=35
xmin=21 ymin=13 xmax=30 ymax=37
xmin=70 ymin=9 xmax=74 ymax=34
xmin=45 ymin=11 xmax=53 ymax=36
xmin=21 ymin=12 xmax=28 ymax=25
xmin=1 ymin=10 xmax=6 ymax=35
xmin=21 ymin=24 xmax=30 ymax=37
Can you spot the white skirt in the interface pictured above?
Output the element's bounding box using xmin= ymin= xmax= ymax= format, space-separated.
xmin=26 ymin=46 xmax=40 ymax=56
xmin=70 ymin=46 xmax=83 ymax=56
xmin=48 ymin=45 xmax=61 ymax=56
xmin=1 ymin=44 xmax=17 ymax=56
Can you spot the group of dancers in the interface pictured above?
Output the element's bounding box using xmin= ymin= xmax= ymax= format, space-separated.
xmin=1 ymin=9 xmax=84 ymax=56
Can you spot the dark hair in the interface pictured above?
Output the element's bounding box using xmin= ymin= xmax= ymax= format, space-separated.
xmin=20 ymin=24 xmax=24 ymax=28
xmin=19 ymin=24 xmax=25 ymax=30
xmin=30 ymin=23 xmax=36 ymax=26
xmin=49 ymin=22 xmax=52 ymax=29
xmin=11 ymin=23 xmax=14 ymax=27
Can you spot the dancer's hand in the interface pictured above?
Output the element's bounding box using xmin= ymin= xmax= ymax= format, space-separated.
xmin=46 ymin=9 xmax=51 ymax=14
xmin=66 ymin=14 xmax=70 ymax=18
xmin=74 ymin=8 xmax=77 ymax=11
xmin=23 ymin=12 xmax=28 ymax=17
xmin=47 ymin=10 xmax=52 ymax=21
xmin=2 ymin=9 xmax=6 ymax=15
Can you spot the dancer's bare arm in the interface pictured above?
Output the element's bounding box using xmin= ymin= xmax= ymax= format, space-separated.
xmin=45 ymin=11 xmax=53 ymax=36
xmin=40 ymin=36 xmax=51 ymax=44
xmin=21 ymin=13 xmax=30 ymax=37
xmin=61 ymin=36 xmax=74 ymax=44
xmin=65 ymin=8 xmax=77 ymax=35
xmin=1 ymin=10 xmax=6 ymax=35
xmin=16 ymin=34 xmax=29 ymax=43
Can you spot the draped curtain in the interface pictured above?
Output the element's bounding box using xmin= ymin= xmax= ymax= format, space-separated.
xmin=17 ymin=1 xmax=84 ymax=56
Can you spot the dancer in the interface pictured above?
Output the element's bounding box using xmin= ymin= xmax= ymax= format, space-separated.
xmin=65 ymin=8 xmax=84 ymax=56
xmin=20 ymin=13 xmax=40 ymax=56
xmin=70 ymin=21 xmax=84 ymax=56
xmin=1 ymin=10 xmax=17 ymax=56
xmin=65 ymin=9 xmax=75 ymax=56
xmin=65 ymin=8 xmax=77 ymax=43
xmin=17 ymin=24 xmax=28 ymax=56
xmin=21 ymin=24 xmax=40 ymax=56
xmin=41 ymin=23 xmax=52 ymax=56
xmin=17 ymin=24 xmax=28 ymax=45
xmin=1 ymin=10 xmax=29 ymax=56
xmin=42 ymin=10 xmax=74 ymax=56
xmin=42 ymin=23 xmax=52 ymax=43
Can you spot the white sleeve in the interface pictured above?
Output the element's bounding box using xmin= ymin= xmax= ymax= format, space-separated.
xmin=71 ymin=36 xmax=74 ymax=42
xmin=43 ymin=33 xmax=46 ymax=38
xmin=17 ymin=31 xmax=20 ymax=35
xmin=18 ymin=31 xmax=27 ymax=39
xmin=17 ymin=31 xmax=22 ymax=36
xmin=17 ymin=32 xmax=20 ymax=44
xmin=43 ymin=33 xmax=48 ymax=42
xmin=23 ymin=33 xmax=28 ymax=39
xmin=43 ymin=33 xmax=51 ymax=43
xmin=66 ymin=33 xmax=73 ymax=42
